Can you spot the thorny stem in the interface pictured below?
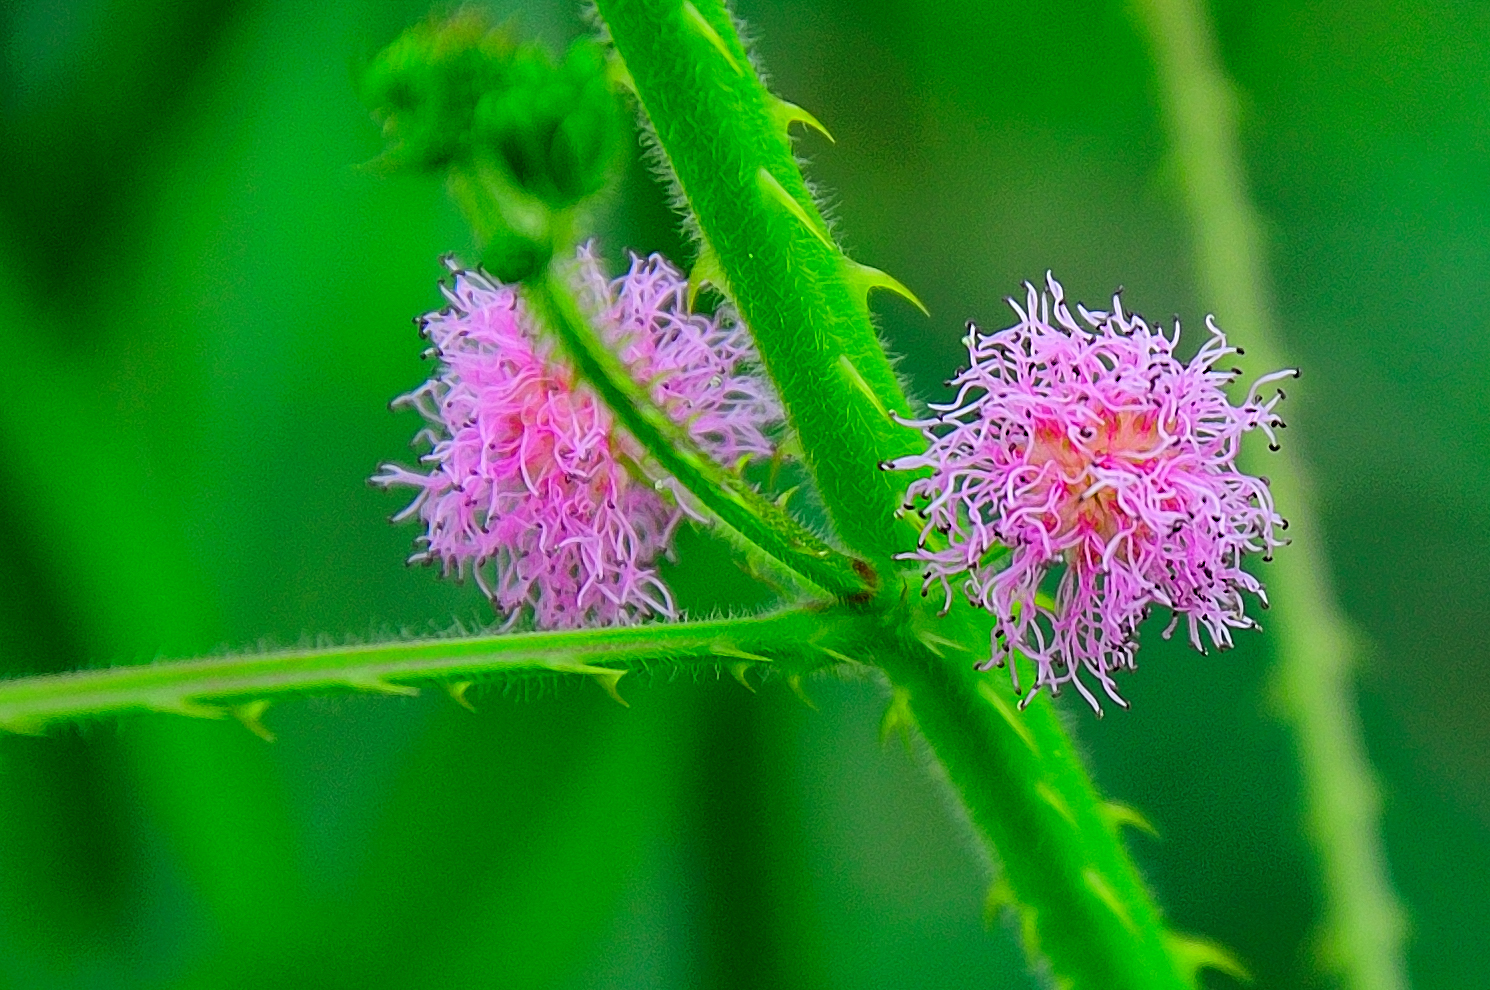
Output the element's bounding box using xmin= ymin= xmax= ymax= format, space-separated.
xmin=440 ymin=155 xmax=875 ymax=602
xmin=0 ymin=607 xmax=858 ymax=735
xmin=1133 ymin=0 xmax=1409 ymax=987
xmin=597 ymin=0 xmax=926 ymax=568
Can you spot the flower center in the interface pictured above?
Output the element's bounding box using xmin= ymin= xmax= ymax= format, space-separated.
xmin=484 ymin=372 xmax=612 ymax=486
xmin=1025 ymin=409 xmax=1170 ymax=557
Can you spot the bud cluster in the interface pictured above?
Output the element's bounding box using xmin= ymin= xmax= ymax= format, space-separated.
xmin=362 ymin=12 xmax=624 ymax=278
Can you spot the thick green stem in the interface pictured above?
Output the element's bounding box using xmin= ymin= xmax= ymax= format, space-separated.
xmin=872 ymin=603 xmax=1191 ymax=989
xmin=528 ymin=265 xmax=873 ymax=601
xmin=596 ymin=0 xmax=923 ymax=566
xmin=596 ymin=3 xmax=1194 ymax=986
xmin=0 ymin=608 xmax=855 ymax=734
xmin=1133 ymin=2 xmax=1409 ymax=988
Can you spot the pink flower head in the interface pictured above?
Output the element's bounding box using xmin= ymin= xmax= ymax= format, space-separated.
xmin=572 ymin=244 xmax=779 ymax=465
xmin=893 ymin=274 xmax=1292 ymax=713
xmin=374 ymin=247 xmax=780 ymax=628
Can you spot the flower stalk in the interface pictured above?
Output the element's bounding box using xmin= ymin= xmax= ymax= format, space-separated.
xmin=526 ymin=262 xmax=875 ymax=601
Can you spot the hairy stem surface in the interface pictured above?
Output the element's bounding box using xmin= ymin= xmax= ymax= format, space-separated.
xmin=0 ymin=608 xmax=856 ymax=734
xmin=871 ymin=602 xmax=1191 ymax=988
xmin=1133 ymin=1 xmax=1408 ymax=987
xmin=597 ymin=0 xmax=923 ymax=566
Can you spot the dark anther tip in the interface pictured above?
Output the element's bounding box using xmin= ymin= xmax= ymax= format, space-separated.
xmin=1235 ymin=346 xmax=1246 ymax=355
xmin=1269 ymin=442 xmax=1281 ymax=451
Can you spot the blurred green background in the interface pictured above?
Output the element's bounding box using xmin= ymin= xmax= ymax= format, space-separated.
xmin=1 ymin=0 xmax=1487 ymax=987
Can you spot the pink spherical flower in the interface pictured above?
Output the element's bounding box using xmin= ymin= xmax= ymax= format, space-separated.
xmin=892 ymin=274 xmax=1292 ymax=713
xmin=374 ymin=247 xmax=780 ymax=629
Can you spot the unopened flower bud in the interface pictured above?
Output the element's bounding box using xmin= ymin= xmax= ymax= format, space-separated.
xmin=474 ymin=41 xmax=623 ymax=209
xmin=361 ymin=11 xmax=514 ymax=174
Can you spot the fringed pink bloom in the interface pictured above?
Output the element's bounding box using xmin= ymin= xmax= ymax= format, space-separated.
xmin=374 ymin=247 xmax=780 ymax=629
xmin=892 ymin=274 xmax=1292 ymax=714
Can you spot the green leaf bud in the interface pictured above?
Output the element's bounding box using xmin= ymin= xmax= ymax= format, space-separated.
xmin=472 ymin=39 xmax=624 ymax=209
xmin=360 ymin=10 xmax=515 ymax=173
xmin=363 ymin=16 xmax=625 ymax=278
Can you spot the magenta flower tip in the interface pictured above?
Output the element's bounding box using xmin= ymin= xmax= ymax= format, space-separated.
xmin=893 ymin=273 xmax=1289 ymax=713
xmin=374 ymin=246 xmax=780 ymax=629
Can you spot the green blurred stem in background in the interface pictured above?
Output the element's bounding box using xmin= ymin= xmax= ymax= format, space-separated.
xmin=0 ymin=252 xmax=320 ymax=966
xmin=1132 ymin=0 xmax=1410 ymax=988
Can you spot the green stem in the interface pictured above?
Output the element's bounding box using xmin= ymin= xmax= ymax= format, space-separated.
xmin=1132 ymin=2 xmax=1409 ymax=988
xmin=528 ymin=265 xmax=874 ymax=601
xmin=596 ymin=0 xmax=924 ymax=566
xmin=596 ymin=3 xmax=1195 ymax=986
xmin=0 ymin=607 xmax=853 ymax=734
xmin=872 ymin=603 xmax=1191 ymax=989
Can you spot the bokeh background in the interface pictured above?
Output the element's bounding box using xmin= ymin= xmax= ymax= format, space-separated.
xmin=2 ymin=0 xmax=1487 ymax=987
